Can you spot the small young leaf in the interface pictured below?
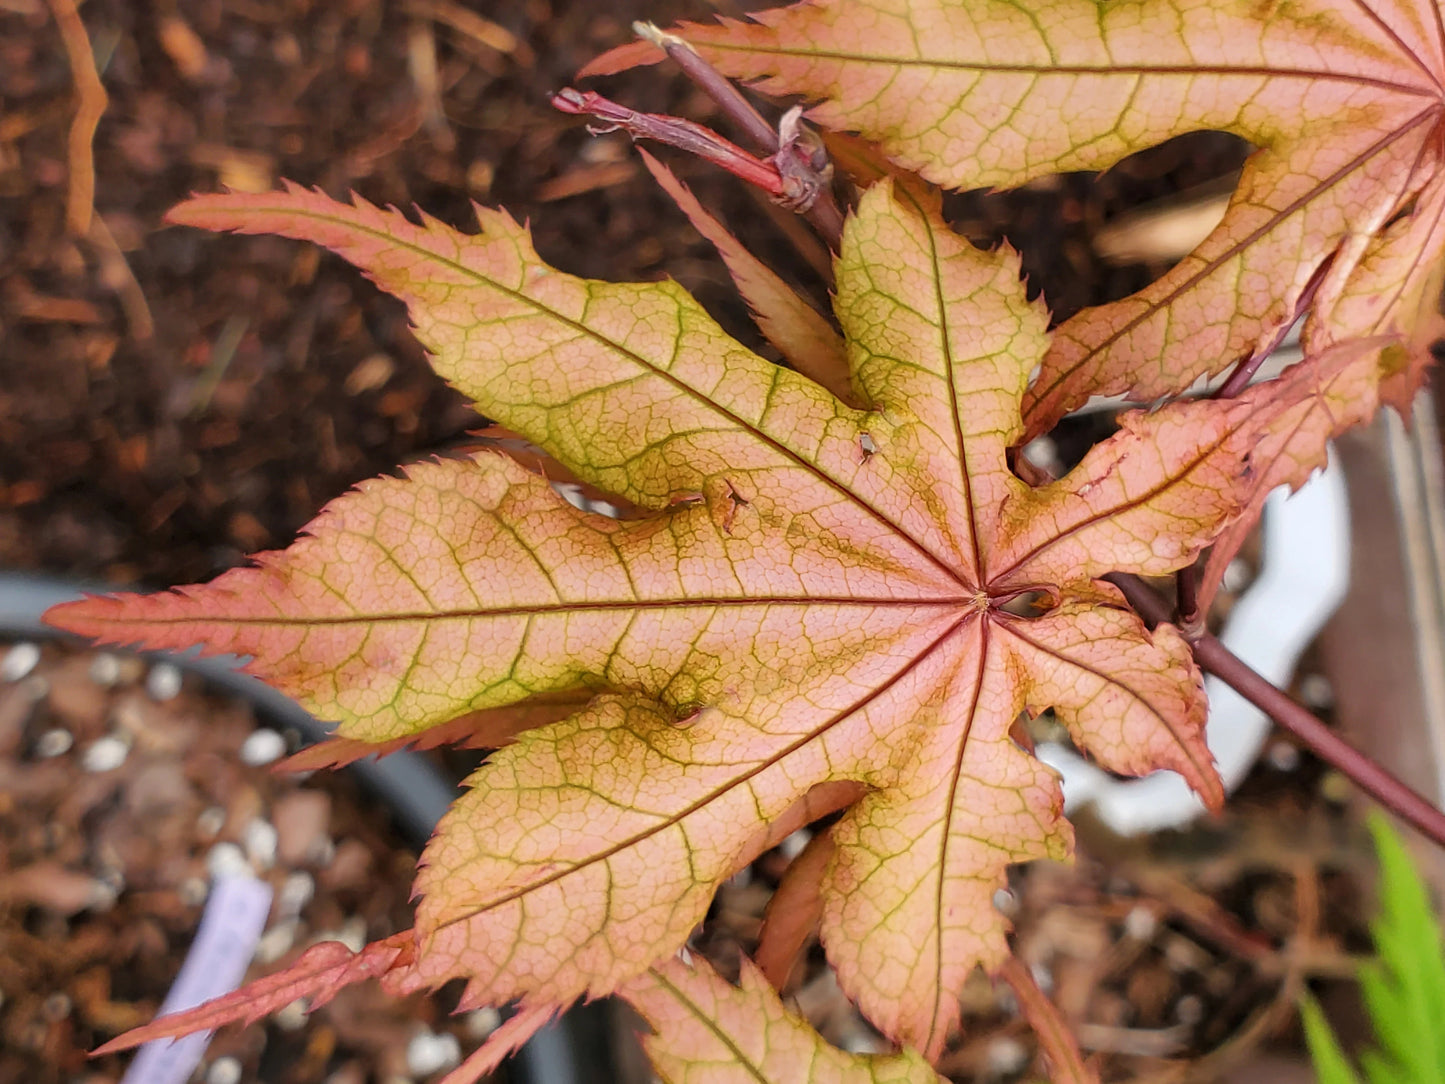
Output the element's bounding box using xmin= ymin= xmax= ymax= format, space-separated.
xmin=639 ymin=150 xmax=855 ymax=405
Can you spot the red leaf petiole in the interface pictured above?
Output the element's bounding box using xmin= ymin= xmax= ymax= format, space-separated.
xmin=553 ymin=88 xmax=789 ymax=201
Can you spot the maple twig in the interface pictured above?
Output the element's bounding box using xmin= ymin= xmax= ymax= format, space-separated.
xmin=632 ymin=22 xmax=847 ymax=250
xmin=1174 ymin=556 xmax=1203 ymax=639
xmin=1108 ymin=572 xmax=1445 ymax=851
xmin=996 ymin=956 xmax=1098 ymax=1084
xmin=634 ymin=21 xmax=776 ymax=152
xmin=46 ymin=0 xmax=108 ymax=237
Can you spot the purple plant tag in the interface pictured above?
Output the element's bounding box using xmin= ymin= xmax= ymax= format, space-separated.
xmin=120 ymin=875 xmax=274 ymax=1084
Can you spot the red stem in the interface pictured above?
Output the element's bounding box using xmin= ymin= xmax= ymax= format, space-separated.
xmin=1108 ymin=572 xmax=1445 ymax=850
xmin=630 ymin=23 xmax=846 ymax=249
xmin=636 ymin=22 xmax=778 ymax=153
xmin=553 ymin=88 xmax=787 ymax=199
xmin=997 ymin=956 xmax=1096 ymax=1084
xmin=1213 ymin=254 xmax=1334 ymax=400
xmin=1175 ymin=556 xmax=1203 ymax=639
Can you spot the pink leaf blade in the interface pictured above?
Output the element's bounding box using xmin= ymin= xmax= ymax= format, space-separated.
xmin=1025 ymin=112 xmax=1437 ymax=430
xmin=1309 ymin=167 xmax=1445 ymax=413
xmin=991 ymin=353 xmax=1391 ymax=597
xmin=656 ymin=1 xmax=1436 ymax=189
xmin=392 ymin=611 xmax=966 ymax=1008
xmin=997 ymin=601 xmax=1220 ymax=809
xmin=47 ymin=449 xmax=956 ymax=742
xmin=1195 ymin=337 xmax=1400 ymax=614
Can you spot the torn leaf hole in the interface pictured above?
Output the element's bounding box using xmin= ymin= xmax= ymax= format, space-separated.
xmin=995 ymin=589 xmax=1055 ymax=617
xmin=670 ymin=702 xmax=705 ymax=727
xmin=668 ymin=490 xmax=706 ymax=510
xmin=721 ymin=480 xmax=750 ymax=534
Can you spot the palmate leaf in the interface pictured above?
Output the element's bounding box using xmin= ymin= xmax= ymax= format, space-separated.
xmin=50 ymin=180 xmax=1290 ymax=1063
xmin=589 ymin=0 xmax=1445 ymax=434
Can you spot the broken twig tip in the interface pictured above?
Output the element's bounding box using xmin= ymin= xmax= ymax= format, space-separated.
xmin=633 ymin=21 xmax=688 ymax=51
xmin=551 ymin=87 xmax=587 ymax=114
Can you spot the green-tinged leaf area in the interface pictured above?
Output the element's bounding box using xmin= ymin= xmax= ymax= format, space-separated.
xmin=618 ymin=0 xmax=1445 ymax=434
xmin=622 ymin=956 xmax=946 ymax=1083
xmin=48 ymin=181 xmax=1300 ymax=1059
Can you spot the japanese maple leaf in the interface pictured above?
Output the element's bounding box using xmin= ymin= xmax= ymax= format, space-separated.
xmin=588 ymin=0 xmax=1445 ymax=434
xmin=51 ymin=180 xmax=1279 ymax=1060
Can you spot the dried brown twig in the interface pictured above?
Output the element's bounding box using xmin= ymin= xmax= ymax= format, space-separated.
xmin=46 ymin=0 xmax=107 ymax=237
